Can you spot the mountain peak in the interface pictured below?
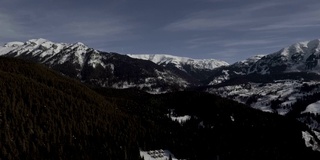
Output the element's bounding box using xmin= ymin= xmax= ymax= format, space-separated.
xmin=307 ymin=39 xmax=320 ymax=49
xmin=4 ymin=41 xmax=24 ymax=48
xmin=239 ymin=55 xmax=265 ymax=64
xmin=284 ymin=39 xmax=320 ymax=55
xmin=73 ymin=42 xmax=86 ymax=47
xmin=26 ymin=38 xmax=51 ymax=45
xmin=3 ymin=38 xmax=51 ymax=48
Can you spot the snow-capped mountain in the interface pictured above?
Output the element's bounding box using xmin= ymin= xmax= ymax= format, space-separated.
xmin=204 ymin=39 xmax=320 ymax=151
xmin=127 ymin=54 xmax=228 ymax=70
xmin=0 ymin=38 xmax=98 ymax=68
xmin=206 ymin=39 xmax=320 ymax=86
xmin=248 ymin=39 xmax=320 ymax=74
xmin=0 ymin=38 xmax=191 ymax=92
xmin=207 ymin=39 xmax=320 ymax=107
xmin=128 ymin=54 xmax=229 ymax=85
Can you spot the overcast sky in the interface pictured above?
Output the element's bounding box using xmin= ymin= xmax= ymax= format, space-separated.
xmin=1 ymin=0 xmax=320 ymax=63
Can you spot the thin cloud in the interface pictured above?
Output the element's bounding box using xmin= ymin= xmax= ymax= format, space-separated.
xmin=63 ymin=18 xmax=137 ymax=39
xmin=223 ymin=40 xmax=275 ymax=47
xmin=164 ymin=0 xmax=320 ymax=33
xmin=0 ymin=3 xmax=139 ymax=43
xmin=0 ymin=12 xmax=30 ymax=40
xmin=252 ymin=24 xmax=320 ymax=31
xmin=165 ymin=17 xmax=248 ymax=31
xmin=164 ymin=9 xmax=249 ymax=31
xmin=250 ymin=9 xmax=320 ymax=31
xmin=0 ymin=13 xmax=16 ymax=37
xmin=245 ymin=2 xmax=283 ymax=12
xmin=164 ymin=1 xmax=285 ymax=32
xmin=186 ymin=37 xmax=224 ymax=49
xmin=186 ymin=37 xmax=281 ymax=49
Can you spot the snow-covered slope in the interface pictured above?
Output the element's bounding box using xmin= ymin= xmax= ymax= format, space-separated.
xmin=208 ymin=80 xmax=320 ymax=115
xmin=208 ymin=55 xmax=265 ymax=85
xmin=127 ymin=54 xmax=229 ymax=71
xmin=303 ymin=101 xmax=320 ymax=115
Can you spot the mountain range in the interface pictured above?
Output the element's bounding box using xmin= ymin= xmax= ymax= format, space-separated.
xmin=0 ymin=39 xmax=229 ymax=93
xmin=1 ymin=38 xmax=320 ymax=158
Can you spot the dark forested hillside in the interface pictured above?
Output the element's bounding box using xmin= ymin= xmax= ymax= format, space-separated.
xmin=0 ymin=57 xmax=143 ymax=159
xmin=95 ymin=88 xmax=320 ymax=160
xmin=149 ymin=92 xmax=320 ymax=160
xmin=1 ymin=57 xmax=320 ymax=160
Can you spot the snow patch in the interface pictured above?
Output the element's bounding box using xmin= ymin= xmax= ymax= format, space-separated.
xmin=170 ymin=115 xmax=191 ymax=124
xmin=209 ymin=70 xmax=230 ymax=85
xmin=27 ymin=38 xmax=50 ymax=45
xmin=88 ymin=53 xmax=106 ymax=68
xmin=58 ymin=54 xmax=70 ymax=64
xmin=302 ymin=131 xmax=320 ymax=152
xmin=230 ymin=116 xmax=235 ymax=122
xmin=0 ymin=46 xmax=14 ymax=55
xmin=302 ymin=100 xmax=320 ymax=115
xmin=140 ymin=149 xmax=179 ymax=160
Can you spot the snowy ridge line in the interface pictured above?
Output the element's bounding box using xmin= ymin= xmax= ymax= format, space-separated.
xmin=127 ymin=54 xmax=229 ymax=70
xmin=0 ymin=38 xmax=107 ymax=70
xmin=0 ymin=38 xmax=192 ymax=93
